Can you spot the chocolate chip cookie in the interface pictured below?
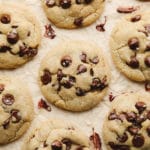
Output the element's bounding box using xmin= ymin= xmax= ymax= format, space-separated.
xmin=39 ymin=41 xmax=110 ymax=111
xmin=103 ymin=92 xmax=150 ymax=150
xmin=0 ymin=2 xmax=41 ymax=69
xmin=41 ymin=0 xmax=105 ymax=29
xmin=110 ymin=11 xmax=150 ymax=82
xmin=22 ymin=119 xmax=90 ymax=150
xmin=0 ymin=76 xmax=34 ymax=145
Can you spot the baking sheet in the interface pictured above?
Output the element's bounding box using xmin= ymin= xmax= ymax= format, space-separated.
xmin=0 ymin=0 xmax=150 ymax=149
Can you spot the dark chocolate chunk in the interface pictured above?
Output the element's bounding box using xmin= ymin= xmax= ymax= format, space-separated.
xmin=117 ymin=132 xmax=128 ymax=143
xmin=144 ymin=56 xmax=150 ymax=67
xmin=74 ymin=17 xmax=83 ymax=26
xmin=135 ymin=101 xmax=146 ymax=114
xmin=2 ymin=94 xmax=15 ymax=105
xmin=61 ymin=56 xmax=72 ymax=67
xmin=80 ymin=52 xmax=87 ymax=63
xmin=89 ymin=56 xmax=99 ymax=64
xmin=7 ymin=31 xmax=19 ymax=44
xmin=62 ymin=139 xmax=72 ymax=150
xmin=132 ymin=134 xmax=144 ymax=148
xmin=46 ymin=0 xmax=56 ymax=7
xmin=127 ymin=57 xmax=139 ymax=69
xmin=51 ymin=140 xmax=62 ymax=150
xmin=128 ymin=37 xmax=139 ymax=50
xmin=38 ymin=98 xmax=51 ymax=112
xmin=60 ymin=0 xmax=71 ymax=9
xmin=77 ymin=64 xmax=87 ymax=74
xmin=76 ymin=87 xmax=85 ymax=96
xmin=131 ymin=15 xmax=141 ymax=22
xmin=127 ymin=126 xmax=139 ymax=135
xmin=41 ymin=69 xmax=51 ymax=85
xmin=1 ymin=14 xmax=11 ymax=24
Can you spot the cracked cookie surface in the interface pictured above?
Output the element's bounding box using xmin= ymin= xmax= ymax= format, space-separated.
xmin=41 ymin=0 xmax=105 ymax=29
xmin=0 ymin=2 xmax=41 ymax=69
xmin=103 ymin=92 xmax=150 ymax=150
xmin=0 ymin=76 xmax=34 ymax=145
xmin=110 ymin=11 xmax=150 ymax=82
xmin=39 ymin=41 xmax=110 ymax=112
xmin=22 ymin=119 xmax=91 ymax=150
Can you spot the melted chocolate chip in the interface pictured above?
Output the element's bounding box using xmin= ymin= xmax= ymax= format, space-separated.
xmin=1 ymin=14 xmax=11 ymax=24
xmin=136 ymin=114 xmax=147 ymax=125
xmin=77 ymin=64 xmax=87 ymax=74
xmin=62 ymin=139 xmax=72 ymax=150
xmin=117 ymin=133 xmax=128 ymax=143
xmin=80 ymin=52 xmax=87 ymax=63
xmin=108 ymin=111 xmax=118 ymax=120
xmin=132 ymin=134 xmax=144 ymax=148
xmin=51 ymin=140 xmax=62 ymax=150
xmin=61 ymin=80 xmax=73 ymax=89
xmin=11 ymin=109 xmax=21 ymax=123
xmin=90 ymin=68 xmax=94 ymax=76
xmin=126 ymin=112 xmax=137 ymax=123
xmin=128 ymin=37 xmax=139 ymax=50
xmin=74 ymin=17 xmax=83 ymax=26
xmin=89 ymin=56 xmax=99 ymax=64
xmin=57 ymin=69 xmax=66 ymax=81
xmin=44 ymin=24 xmax=56 ymax=39
xmin=131 ymin=15 xmax=141 ymax=22
xmin=127 ymin=57 xmax=139 ymax=69
xmin=69 ymin=76 xmax=76 ymax=83
xmin=46 ymin=0 xmax=56 ymax=7
xmin=61 ymin=56 xmax=72 ymax=67
xmin=41 ymin=69 xmax=51 ymax=85
xmin=117 ymin=6 xmax=138 ymax=13
xmin=76 ymin=87 xmax=85 ymax=96
xmin=127 ymin=126 xmax=139 ymax=135
xmin=147 ymin=126 xmax=150 ymax=137
xmin=144 ymin=56 xmax=150 ymax=67
xmin=135 ymin=102 xmax=146 ymax=114
xmin=0 ymin=84 xmax=5 ymax=93
xmin=38 ymin=98 xmax=51 ymax=112
xmin=2 ymin=94 xmax=15 ymax=105
xmin=7 ymin=31 xmax=19 ymax=44
xmin=60 ymin=0 xmax=71 ymax=9
xmin=0 ymin=46 xmax=11 ymax=53
xmin=108 ymin=142 xmax=130 ymax=150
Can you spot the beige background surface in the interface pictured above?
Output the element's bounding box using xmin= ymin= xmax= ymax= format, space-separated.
xmin=0 ymin=0 xmax=150 ymax=149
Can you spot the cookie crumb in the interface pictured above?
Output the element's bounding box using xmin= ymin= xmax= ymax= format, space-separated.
xmin=38 ymin=98 xmax=51 ymax=111
xmin=44 ymin=24 xmax=56 ymax=39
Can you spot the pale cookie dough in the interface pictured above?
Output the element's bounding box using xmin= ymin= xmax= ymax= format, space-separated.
xmin=110 ymin=11 xmax=150 ymax=82
xmin=103 ymin=92 xmax=150 ymax=150
xmin=0 ymin=2 xmax=41 ymax=69
xmin=0 ymin=76 xmax=34 ymax=145
xmin=41 ymin=0 xmax=105 ymax=29
xmin=22 ymin=119 xmax=91 ymax=150
xmin=39 ymin=41 xmax=110 ymax=112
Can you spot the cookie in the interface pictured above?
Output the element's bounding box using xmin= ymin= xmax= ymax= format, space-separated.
xmin=39 ymin=41 xmax=110 ymax=111
xmin=0 ymin=76 xmax=34 ymax=145
xmin=41 ymin=0 xmax=105 ymax=29
xmin=0 ymin=2 xmax=41 ymax=69
xmin=103 ymin=92 xmax=150 ymax=150
xmin=22 ymin=119 xmax=90 ymax=150
xmin=110 ymin=11 xmax=150 ymax=82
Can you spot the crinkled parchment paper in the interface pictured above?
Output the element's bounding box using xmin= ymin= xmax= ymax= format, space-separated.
xmin=0 ymin=0 xmax=150 ymax=149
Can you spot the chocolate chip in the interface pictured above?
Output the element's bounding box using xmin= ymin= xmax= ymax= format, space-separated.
xmin=74 ymin=17 xmax=83 ymax=26
xmin=44 ymin=24 xmax=56 ymax=39
xmin=109 ymin=93 xmax=116 ymax=102
xmin=117 ymin=132 xmax=128 ymax=143
xmin=147 ymin=111 xmax=150 ymax=120
xmin=144 ymin=56 xmax=150 ymax=67
xmin=2 ymin=94 xmax=15 ymax=105
xmin=89 ymin=56 xmax=99 ymax=64
xmin=131 ymin=15 xmax=141 ymax=22
xmin=90 ymin=68 xmax=94 ymax=76
xmin=84 ymin=0 xmax=93 ymax=4
xmin=51 ymin=140 xmax=62 ymax=150
xmin=46 ymin=0 xmax=56 ymax=7
xmin=61 ymin=56 xmax=72 ymax=67
xmin=108 ymin=142 xmax=130 ymax=150
xmin=145 ymin=44 xmax=150 ymax=51
xmin=136 ymin=114 xmax=146 ymax=125
xmin=7 ymin=31 xmax=19 ymax=44
xmin=117 ymin=6 xmax=138 ymax=13
xmin=135 ymin=102 xmax=146 ymax=114
xmin=126 ymin=112 xmax=137 ymax=123
xmin=118 ymin=113 xmax=126 ymax=122
xmin=80 ymin=52 xmax=87 ymax=63
xmin=127 ymin=126 xmax=139 ymax=135
xmin=0 ymin=84 xmax=4 ymax=93
xmin=132 ymin=134 xmax=144 ymax=147
xmin=41 ymin=69 xmax=51 ymax=85
xmin=61 ymin=80 xmax=73 ymax=89
xmin=96 ymin=16 xmax=107 ymax=32
xmin=144 ymin=24 xmax=150 ymax=33
xmin=11 ymin=109 xmax=21 ymax=123
xmin=62 ymin=139 xmax=72 ymax=150
xmin=127 ymin=57 xmax=139 ymax=69
xmin=108 ymin=111 xmax=118 ymax=120
xmin=57 ymin=69 xmax=66 ymax=81
xmin=11 ymin=25 xmax=18 ymax=29
xmin=38 ymin=98 xmax=51 ymax=112
xmin=76 ymin=87 xmax=85 ymax=96
xmin=0 ymin=46 xmax=11 ymax=53
xmin=60 ymin=0 xmax=71 ymax=9
xmin=77 ymin=64 xmax=87 ymax=74
xmin=147 ymin=126 xmax=150 ymax=137
xmin=1 ymin=14 xmax=11 ymax=24
xmin=69 ymin=76 xmax=76 ymax=83
xmin=43 ymin=141 xmax=48 ymax=147
xmin=128 ymin=37 xmax=139 ymax=50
